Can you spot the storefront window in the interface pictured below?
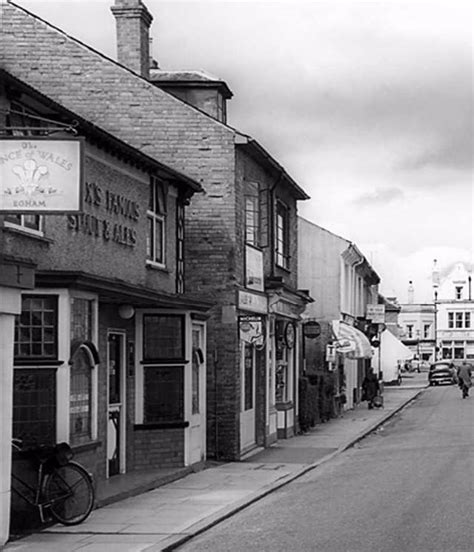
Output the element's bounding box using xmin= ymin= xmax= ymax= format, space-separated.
xmin=70 ymin=348 xmax=93 ymax=445
xmin=14 ymin=295 xmax=57 ymax=360
xmin=13 ymin=368 xmax=56 ymax=446
xmin=143 ymin=314 xmax=184 ymax=361
xmin=144 ymin=366 xmax=184 ymax=422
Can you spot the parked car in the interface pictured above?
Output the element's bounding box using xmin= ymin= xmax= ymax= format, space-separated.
xmin=428 ymin=362 xmax=457 ymax=386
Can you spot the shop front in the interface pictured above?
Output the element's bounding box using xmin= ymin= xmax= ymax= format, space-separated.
xmin=331 ymin=320 xmax=373 ymax=409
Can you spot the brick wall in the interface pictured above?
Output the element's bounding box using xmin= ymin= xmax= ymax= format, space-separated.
xmin=132 ymin=428 xmax=185 ymax=469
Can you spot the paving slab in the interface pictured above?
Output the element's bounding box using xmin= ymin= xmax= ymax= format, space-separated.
xmin=4 ymin=383 xmax=426 ymax=552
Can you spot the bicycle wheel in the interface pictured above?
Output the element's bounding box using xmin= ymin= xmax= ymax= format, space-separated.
xmin=43 ymin=462 xmax=94 ymax=525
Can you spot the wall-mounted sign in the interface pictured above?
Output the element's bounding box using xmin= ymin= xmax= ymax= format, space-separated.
xmin=238 ymin=290 xmax=268 ymax=314
xmin=366 ymin=304 xmax=385 ymax=324
xmin=245 ymin=245 xmax=264 ymax=292
xmin=303 ymin=320 xmax=321 ymax=339
xmin=0 ymin=138 xmax=83 ymax=213
xmin=67 ymin=181 xmax=140 ymax=248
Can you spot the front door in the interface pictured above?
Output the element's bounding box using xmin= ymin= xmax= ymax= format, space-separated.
xmin=240 ymin=341 xmax=256 ymax=452
xmin=189 ymin=323 xmax=206 ymax=464
xmin=107 ymin=332 xmax=126 ymax=477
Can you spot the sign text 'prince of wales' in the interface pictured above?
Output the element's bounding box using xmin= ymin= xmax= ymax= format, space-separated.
xmin=0 ymin=138 xmax=83 ymax=213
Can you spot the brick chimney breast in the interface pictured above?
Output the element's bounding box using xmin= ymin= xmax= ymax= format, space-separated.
xmin=111 ymin=0 xmax=153 ymax=79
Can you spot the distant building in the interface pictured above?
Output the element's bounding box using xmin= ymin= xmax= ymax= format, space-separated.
xmin=435 ymin=262 xmax=474 ymax=361
xmin=298 ymin=219 xmax=379 ymax=412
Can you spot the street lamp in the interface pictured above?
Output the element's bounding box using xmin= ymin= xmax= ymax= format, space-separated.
xmin=432 ymin=259 xmax=439 ymax=362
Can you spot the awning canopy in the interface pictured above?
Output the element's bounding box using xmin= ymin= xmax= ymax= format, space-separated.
xmin=332 ymin=320 xmax=373 ymax=359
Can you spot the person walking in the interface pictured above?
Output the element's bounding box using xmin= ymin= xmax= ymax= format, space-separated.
xmin=362 ymin=368 xmax=380 ymax=409
xmin=457 ymin=362 xmax=472 ymax=399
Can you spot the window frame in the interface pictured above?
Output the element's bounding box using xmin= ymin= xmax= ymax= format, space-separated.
xmin=146 ymin=176 xmax=167 ymax=268
xmin=135 ymin=310 xmax=190 ymax=426
xmin=275 ymin=200 xmax=290 ymax=270
xmin=14 ymin=295 xmax=59 ymax=362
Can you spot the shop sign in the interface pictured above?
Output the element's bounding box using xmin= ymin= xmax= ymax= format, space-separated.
xmin=366 ymin=304 xmax=385 ymax=323
xmin=239 ymin=316 xmax=264 ymax=347
xmin=245 ymin=245 xmax=264 ymax=292
xmin=269 ymin=298 xmax=300 ymax=319
xmin=66 ymin=181 xmax=140 ymax=248
xmin=303 ymin=320 xmax=321 ymax=339
xmin=238 ymin=290 xmax=268 ymax=314
xmin=0 ymin=138 xmax=83 ymax=213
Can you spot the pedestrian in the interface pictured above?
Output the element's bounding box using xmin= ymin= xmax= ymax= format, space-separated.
xmin=362 ymin=368 xmax=380 ymax=409
xmin=456 ymin=362 xmax=472 ymax=399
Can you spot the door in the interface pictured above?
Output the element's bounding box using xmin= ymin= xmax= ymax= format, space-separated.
xmin=107 ymin=332 xmax=126 ymax=477
xmin=189 ymin=323 xmax=206 ymax=464
xmin=240 ymin=341 xmax=256 ymax=452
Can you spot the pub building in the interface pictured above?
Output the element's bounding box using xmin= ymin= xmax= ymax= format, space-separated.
xmin=0 ymin=70 xmax=210 ymax=536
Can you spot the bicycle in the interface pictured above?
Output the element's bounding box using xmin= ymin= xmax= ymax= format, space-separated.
xmin=11 ymin=438 xmax=95 ymax=526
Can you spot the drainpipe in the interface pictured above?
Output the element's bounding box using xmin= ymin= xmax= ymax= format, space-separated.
xmin=469 ymin=276 xmax=472 ymax=301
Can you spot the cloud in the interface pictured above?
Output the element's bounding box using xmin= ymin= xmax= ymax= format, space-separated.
xmin=352 ymin=187 xmax=404 ymax=207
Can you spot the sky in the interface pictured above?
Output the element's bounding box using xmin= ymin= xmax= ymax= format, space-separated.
xmin=17 ymin=0 xmax=474 ymax=303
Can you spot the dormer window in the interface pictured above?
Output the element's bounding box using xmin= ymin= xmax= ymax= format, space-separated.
xmin=455 ymin=286 xmax=463 ymax=300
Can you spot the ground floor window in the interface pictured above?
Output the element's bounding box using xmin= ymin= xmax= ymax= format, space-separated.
xmin=13 ymin=368 xmax=56 ymax=446
xmin=70 ymin=347 xmax=93 ymax=445
xmin=441 ymin=341 xmax=465 ymax=360
xmin=144 ymin=365 xmax=184 ymax=422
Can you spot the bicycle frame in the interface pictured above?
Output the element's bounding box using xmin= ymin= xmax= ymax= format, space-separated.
xmin=11 ymin=461 xmax=73 ymax=523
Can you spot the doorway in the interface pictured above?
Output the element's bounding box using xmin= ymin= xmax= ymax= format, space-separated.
xmin=240 ymin=341 xmax=256 ymax=452
xmin=189 ymin=323 xmax=206 ymax=464
xmin=107 ymin=331 xmax=126 ymax=477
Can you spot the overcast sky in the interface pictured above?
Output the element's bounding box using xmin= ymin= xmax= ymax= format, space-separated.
xmin=18 ymin=0 xmax=474 ymax=302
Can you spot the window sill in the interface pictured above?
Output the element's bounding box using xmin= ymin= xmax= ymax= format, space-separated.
xmin=134 ymin=421 xmax=189 ymax=430
xmin=275 ymin=263 xmax=291 ymax=274
xmin=14 ymin=360 xmax=64 ymax=367
xmin=146 ymin=262 xmax=169 ymax=274
xmin=71 ymin=440 xmax=102 ymax=455
xmin=141 ymin=360 xmax=189 ymax=365
xmin=3 ymin=225 xmax=53 ymax=244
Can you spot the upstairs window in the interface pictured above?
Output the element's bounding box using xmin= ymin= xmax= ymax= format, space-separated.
xmin=423 ymin=324 xmax=431 ymax=339
xmin=406 ymin=324 xmax=413 ymax=338
xmin=245 ymin=195 xmax=259 ymax=246
xmin=147 ymin=177 xmax=167 ymax=266
xmin=448 ymin=313 xmax=454 ymax=329
xmin=4 ymin=214 xmax=43 ymax=233
xmin=465 ymin=312 xmax=471 ymax=328
xmin=275 ymin=201 xmax=290 ymax=269
xmin=455 ymin=286 xmax=463 ymax=300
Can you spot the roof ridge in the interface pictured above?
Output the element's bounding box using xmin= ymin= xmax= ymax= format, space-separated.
xmin=4 ymin=1 xmax=234 ymax=132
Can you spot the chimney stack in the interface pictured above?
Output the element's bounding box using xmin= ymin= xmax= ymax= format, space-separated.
xmin=111 ymin=0 xmax=153 ymax=79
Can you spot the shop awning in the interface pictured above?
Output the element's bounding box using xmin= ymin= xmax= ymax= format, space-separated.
xmin=332 ymin=320 xmax=373 ymax=359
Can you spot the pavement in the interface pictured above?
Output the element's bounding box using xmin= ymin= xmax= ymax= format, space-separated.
xmin=4 ymin=373 xmax=428 ymax=552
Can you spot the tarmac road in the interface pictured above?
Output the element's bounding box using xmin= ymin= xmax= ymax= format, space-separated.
xmin=177 ymin=384 xmax=474 ymax=552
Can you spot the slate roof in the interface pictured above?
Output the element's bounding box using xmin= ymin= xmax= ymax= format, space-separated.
xmin=0 ymin=1 xmax=309 ymax=200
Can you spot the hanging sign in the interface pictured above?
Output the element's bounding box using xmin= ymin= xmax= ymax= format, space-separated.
xmin=0 ymin=137 xmax=83 ymax=213
xmin=239 ymin=316 xmax=265 ymax=347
